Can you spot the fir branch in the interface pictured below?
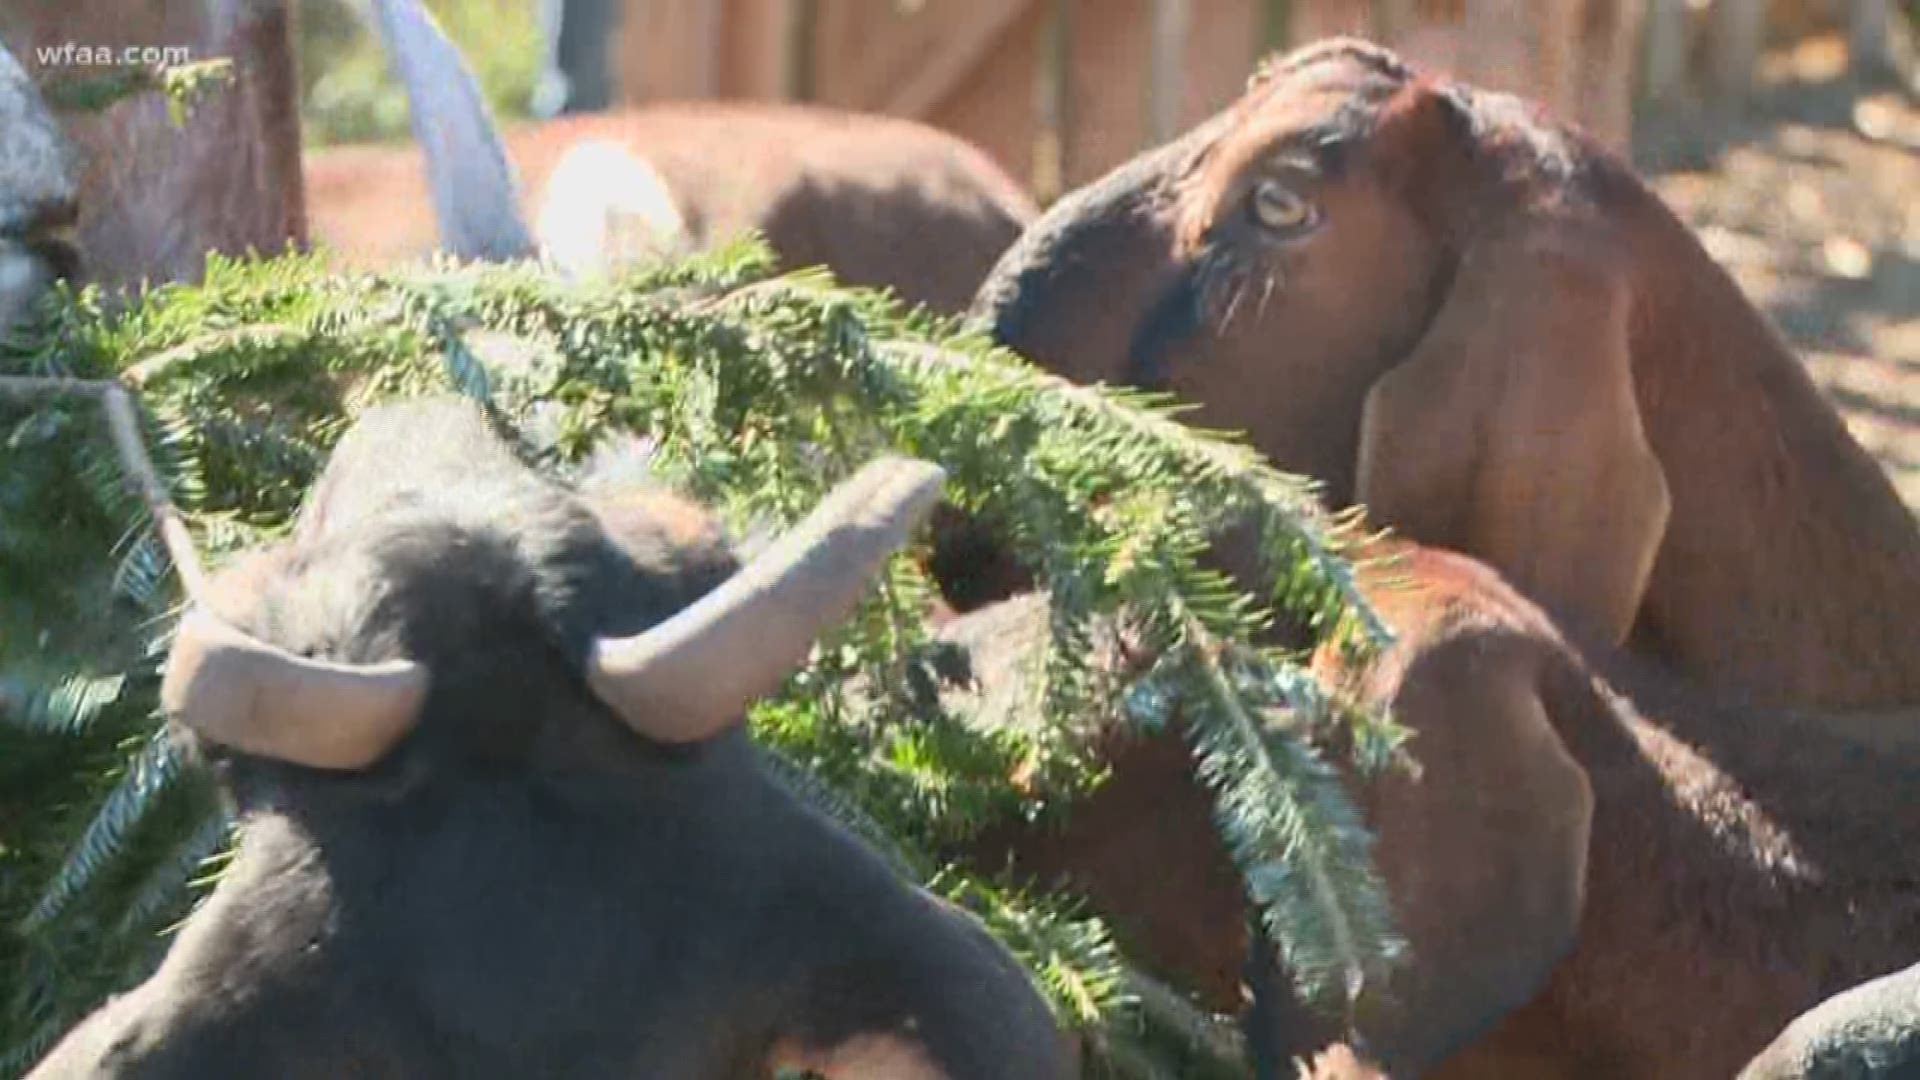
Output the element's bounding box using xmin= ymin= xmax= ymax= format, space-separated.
xmin=111 ymin=812 xmax=232 ymax=938
xmin=37 ymin=59 xmax=234 ymax=125
xmin=1120 ymin=965 xmax=1249 ymax=1067
xmin=0 ymin=672 xmax=125 ymax=735
xmin=120 ymin=325 xmax=305 ymax=389
xmin=1 ymin=247 xmax=1406 ymax=1071
xmin=0 ymin=1020 xmax=65 ymax=1080
xmin=19 ymin=731 xmax=182 ymax=933
xmin=0 ymin=379 xmax=206 ymax=595
xmin=1178 ymin=608 xmax=1391 ymax=1008
xmin=875 ymin=339 xmax=1387 ymax=649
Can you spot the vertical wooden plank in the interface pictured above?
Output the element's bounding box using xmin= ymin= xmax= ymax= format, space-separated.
xmin=784 ymin=0 xmax=819 ymax=100
xmin=689 ymin=0 xmax=725 ymax=98
xmin=614 ymin=0 xmax=737 ymax=104
xmin=718 ymin=0 xmax=794 ymax=100
xmin=550 ymin=0 xmax=615 ymax=108
xmin=1461 ymin=0 xmax=1532 ymax=94
xmin=1587 ymin=0 xmax=1644 ymax=151
xmin=1711 ymin=0 xmax=1765 ymax=104
xmin=883 ymin=0 xmax=1034 ymax=119
xmin=1536 ymin=0 xmax=1582 ymax=119
xmin=1849 ymin=0 xmax=1893 ymax=79
xmin=1641 ymin=0 xmax=1689 ymax=102
xmin=1033 ymin=0 xmax=1075 ymax=203
xmin=1369 ymin=0 xmax=1415 ymax=43
xmin=1259 ymin=0 xmax=1293 ymax=55
xmin=1149 ymin=0 xmax=1190 ymax=140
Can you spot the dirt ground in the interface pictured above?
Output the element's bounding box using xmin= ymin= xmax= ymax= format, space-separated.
xmin=1636 ymin=35 xmax=1920 ymax=508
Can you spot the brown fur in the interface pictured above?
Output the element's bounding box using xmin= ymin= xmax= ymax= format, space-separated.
xmin=0 ymin=0 xmax=306 ymax=292
xmin=1369 ymin=547 xmax=1920 ymax=1078
xmin=974 ymin=39 xmax=1920 ymax=710
xmin=950 ymin=539 xmax=1920 ymax=1076
xmin=307 ymin=103 xmax=1035 ymax=316
xmin=28 ymin=398 xmax=1073 ymax=1080
xmin=1298 ymin=1042 xmax=1390 ymax=1079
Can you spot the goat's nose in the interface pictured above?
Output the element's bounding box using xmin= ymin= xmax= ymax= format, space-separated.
xmin=4 ymin=196 xmax=82 ymax=283
xmin=27 ymin=194 xmax=79 ymax=235
xmin=1 ymin=190 xmax=77 ymax=236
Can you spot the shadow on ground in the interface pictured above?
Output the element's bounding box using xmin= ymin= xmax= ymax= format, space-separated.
xmin=1635 ymin=36 xmax=1920 ymax=508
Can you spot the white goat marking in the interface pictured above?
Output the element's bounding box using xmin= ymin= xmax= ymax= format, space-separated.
xmin=534 ymin=139 xmax=690 ymax=278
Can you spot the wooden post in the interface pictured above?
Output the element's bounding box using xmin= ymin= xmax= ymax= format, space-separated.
xmin=783 ymin=0 xmax=818 ymax=101
xmin=1149 ymin=0 xmax=1190 ymax=142
xmin=1641 ymin=0 xmax=1690 ymax=103
xmin=885 ymin=0 xmax=1031 ymax=118
xmin=1033 ymin=0 xmax=1074 ymax=203
xmin=1589 ymin=0 xmax=1645 ymax=151
xmin=688 ymin=0 xmax=724 ymax=98
xmin=1369 ymin=0 xmax=1414 ymax=44
xmin=553 ymin=0 xmax=618 ymax=110
xmin=1538 ymin=0 xmax=1583 ymax=120
xmin=1849 ymin=0 xmax=1894 ymax=80
xmin=1259 ymin=0 xmax=1293 ymax=57
xmin=1711 ymin=0 xmax=1765 ymax=105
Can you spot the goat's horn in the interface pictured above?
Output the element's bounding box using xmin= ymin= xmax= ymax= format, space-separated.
xmin=162 ymin=608 xmax=430 ymax=770
xmin=587 ymin=456 xmax=945 ymax=743
xmin=367 ymin=0 xmax=535 ymax=261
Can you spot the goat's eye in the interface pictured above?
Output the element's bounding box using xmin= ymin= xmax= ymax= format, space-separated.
xmin=1249 ymin=178 xmax=1318 ymax=234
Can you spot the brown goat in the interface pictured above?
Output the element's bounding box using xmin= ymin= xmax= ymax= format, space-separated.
xmin=952 ymin=541 xmax=1920 ymax=1077
xmin=306 ymin=101 xmax=1035 ymax=316
xmin=973 ymin=38 xmax=1920 ymax=711
xmin=0 ymin=0 xmax=305 ymax=294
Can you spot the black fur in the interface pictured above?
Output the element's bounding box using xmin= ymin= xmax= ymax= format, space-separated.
xmin=30 ymin=396 xmax=1068 ymax=1079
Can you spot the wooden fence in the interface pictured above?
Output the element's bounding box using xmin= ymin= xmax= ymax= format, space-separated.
xmin=592 ymin=0 xmax=1901 ymax=197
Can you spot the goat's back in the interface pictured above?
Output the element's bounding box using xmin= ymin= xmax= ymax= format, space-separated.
xmin=306 ymin=103 xmax=1035 ymax=313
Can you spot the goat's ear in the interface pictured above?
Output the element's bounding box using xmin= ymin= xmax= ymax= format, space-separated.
xmin=1368 ymin=80 xmax=1473 ymax=193
xmin=1354 ymin=233 xmax=1669 ymax=645
xmin=1324 ymin=579 xmax=1595 ymax=1073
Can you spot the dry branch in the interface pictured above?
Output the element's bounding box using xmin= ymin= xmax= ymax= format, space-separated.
xmin=0 ymin=376 xmax=206 ymax=596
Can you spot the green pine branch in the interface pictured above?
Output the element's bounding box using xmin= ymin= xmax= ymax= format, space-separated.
xmin=0 ymin=241 xmax=1407 ymax=1075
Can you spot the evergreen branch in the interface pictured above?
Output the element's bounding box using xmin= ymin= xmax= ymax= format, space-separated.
xmin=930 ymin=871 xmax=1128 ymax=1034
xmin=1187 ymin=611 xmax=1360 ymax=999
xmin=874 ymin=339 xmax=1386 ymax=648
xmin=112 ymin=812 xmax=232 ymax=938
xmin=20 ymin=731 xmax=182 ymax=933
xmin=1 ymin=249 xmax=1405 ymax=1068
xmin=120 ymin=325 xmax=305 ymax=389
xmin=0 ymin=379 xmax=207 ymax=596
xmin=0 ymin=672 xmax=125 ymax=734
xmin=37 ymin=60 xmax=234 ymax=125
xmin=0 ymin=1020 xmax=66 ymax=1080
xmin=1120 ymin=965 xmax=1250 ymax=1066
